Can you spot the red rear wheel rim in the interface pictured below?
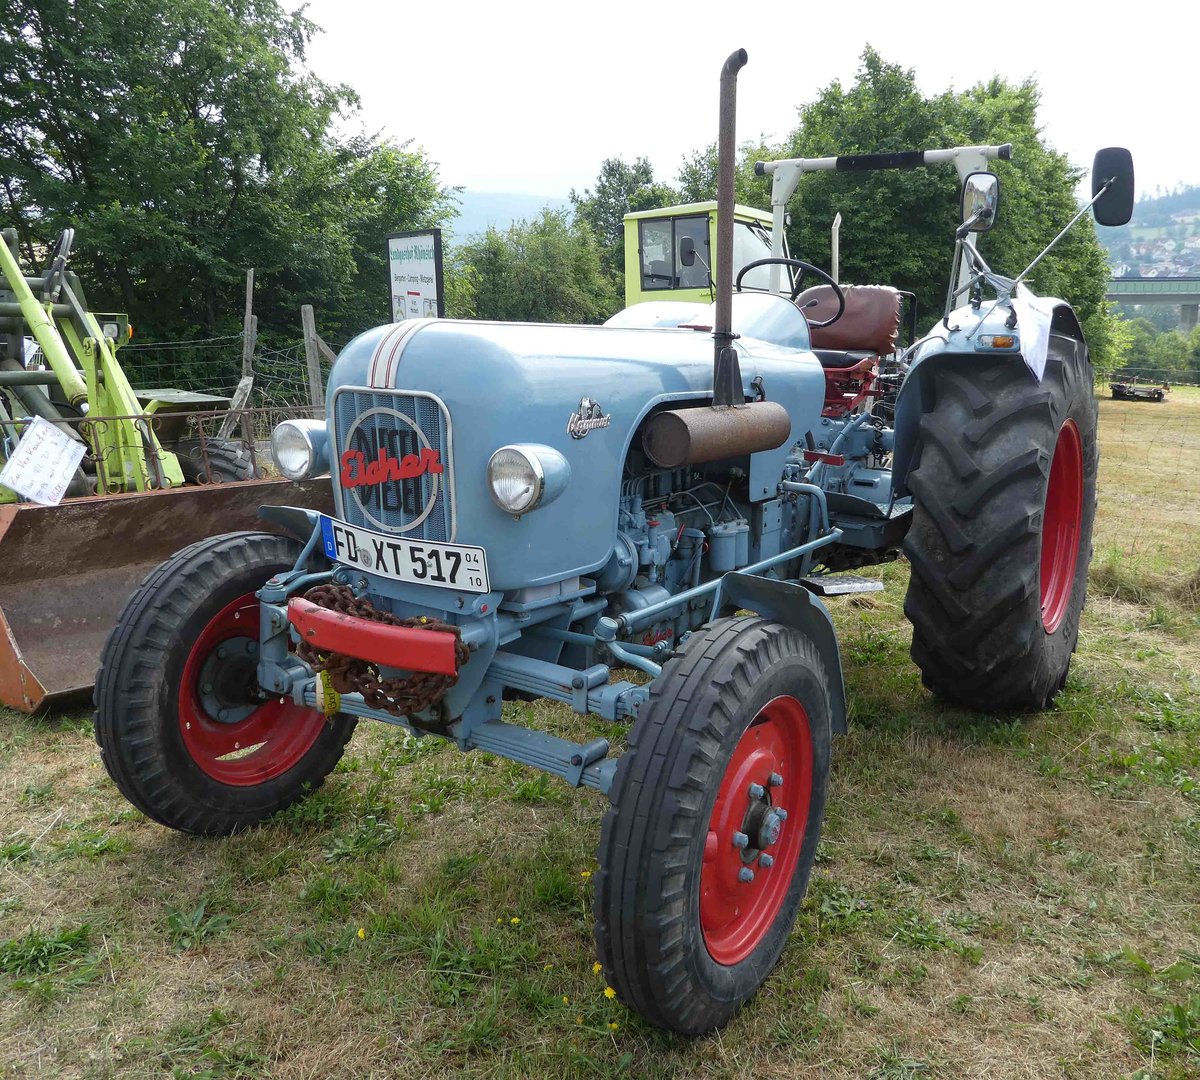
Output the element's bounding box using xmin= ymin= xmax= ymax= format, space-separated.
xmin=700 ymin=695 xmax=813 ymax=965
xmin=179 ymin=592 xmax=327 ymax=786
xmin=1040 ymin=419 xmax=1084 ymax=634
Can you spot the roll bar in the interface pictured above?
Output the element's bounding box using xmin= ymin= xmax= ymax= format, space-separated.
xmin=754 ymin=144 xmax=1014 ymax=293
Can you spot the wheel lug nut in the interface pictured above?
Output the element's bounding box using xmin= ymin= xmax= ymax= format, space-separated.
xmin=776 ymin=809 xmax=788 ymax=822
xmin=759 ymin=854 xmax=774 ymax=868
xmin=202 ymin=683 xmax=214 ymax=694
xmin=769 ymin=772 xmax=783 ymax=787
xmin=738 ymin=867 xmax=755 ymax=883
xmin=732 ymin=831 xmax=749 ymax=850
xmin=748 ymin=783 xmax=765 ymax=799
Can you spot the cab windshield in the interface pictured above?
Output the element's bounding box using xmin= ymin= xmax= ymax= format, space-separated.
xmin=637 ymin=215 xmax=790 ymax=294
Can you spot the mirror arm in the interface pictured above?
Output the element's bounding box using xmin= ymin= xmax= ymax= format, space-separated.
xmin=1010 ymin=178 xmax=1114 ymax=289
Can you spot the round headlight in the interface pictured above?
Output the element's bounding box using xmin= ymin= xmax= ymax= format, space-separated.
xmin=271 ymin=419 xmax=327 ymax=481
xmin=487 ymin=446 xmax=544 ymax=514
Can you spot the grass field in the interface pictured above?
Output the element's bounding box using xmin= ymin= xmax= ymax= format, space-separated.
xmin=2 ymin=390 xmax=1198 ymax=1079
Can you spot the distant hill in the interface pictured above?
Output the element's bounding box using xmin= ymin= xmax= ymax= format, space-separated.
xmin=446 ymin=192 xmax=571 ymax=242
xmin=1098 ymin=185 xmax=1200 ymax=278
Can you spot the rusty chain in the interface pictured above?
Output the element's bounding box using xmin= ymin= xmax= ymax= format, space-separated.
xmin=296 ymin=584 xmax=469 ymax=725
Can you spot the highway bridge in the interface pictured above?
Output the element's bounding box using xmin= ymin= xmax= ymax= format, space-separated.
xmin=1107 ymin=277 xmax=1200 ymax=330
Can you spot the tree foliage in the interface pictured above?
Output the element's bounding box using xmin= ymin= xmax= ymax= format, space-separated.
xmin=777 ymin=49 xmax=1115 ymax=362
xmin=669 ymin=50 xmax=1119 ymax=369
xmin=455 ymin=209 xmax=616 ymax=324
xmin=0 ymin=0 xmax=456 ymax=344
xmin=570 ymin=157 xmax=677 ymax=286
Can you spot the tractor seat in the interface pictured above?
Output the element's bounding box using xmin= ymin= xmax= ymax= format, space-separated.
xmin=797 ymin=284 xmax=902 ymax=366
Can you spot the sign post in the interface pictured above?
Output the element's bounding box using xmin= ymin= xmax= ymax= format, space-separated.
xmin=387 ymin=229 xmax=445 ymax=322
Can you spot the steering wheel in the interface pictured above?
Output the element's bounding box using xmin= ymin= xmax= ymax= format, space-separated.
xmin=734 ymin=257 xmax=846 ymax=328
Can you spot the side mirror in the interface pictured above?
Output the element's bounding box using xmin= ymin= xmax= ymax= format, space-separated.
xmin=960 ymin=172 xmax=999 ymax=233
xmin=679 ymin=236 xmax=696 ymax=267
xmin=1092 ymin=147 xmax=1134 ymax=227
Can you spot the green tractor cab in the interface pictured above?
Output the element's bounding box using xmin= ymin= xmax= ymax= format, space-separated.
xmin=622 ymin=201 xmax=789 ymax=308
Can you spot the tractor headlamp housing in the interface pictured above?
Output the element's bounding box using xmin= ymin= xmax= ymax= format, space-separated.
xmin=487 ymin=444 xmax=570 ymax=516
xmin=271 ymin=419 xmax=330 ymax=482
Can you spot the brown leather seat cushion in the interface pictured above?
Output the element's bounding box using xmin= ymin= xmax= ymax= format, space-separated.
xmin=797 ymin=284 xmax=902 ymax=356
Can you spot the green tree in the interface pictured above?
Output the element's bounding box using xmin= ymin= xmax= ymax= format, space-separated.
xmin=678 ymin=49 xmax=1118 ymax=368
xmin=457 ymin=209 xmax=617 ymax=324
xmin=0 ymin=0 xmax=456 ymax=346
xmin=570 ymin=158 xmax=677 ymax=286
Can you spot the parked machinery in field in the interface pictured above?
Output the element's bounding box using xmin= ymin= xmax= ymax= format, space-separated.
xmin=94 ymin=51 xmax=1133 ymax=1034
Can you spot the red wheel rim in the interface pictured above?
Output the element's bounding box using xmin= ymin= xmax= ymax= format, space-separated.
xmin=700 ymin=695 xmax=813 ymax=965
xmin=179 ymin=592 xmax=327 ymax=786
xmin=1040 ymin=419 xmax=1084 ymax=634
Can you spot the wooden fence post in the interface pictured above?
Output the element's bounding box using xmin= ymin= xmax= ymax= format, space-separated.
xmin=218 ymin=269 xmax=256 ymax=440
xmin=301 ymin=304 xmax=325 ymax=413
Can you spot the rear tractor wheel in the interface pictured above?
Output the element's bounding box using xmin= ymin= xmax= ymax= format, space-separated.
xmin=903 ymin=336 xmax=1097 ymax=711
xmin=94 ymin=531 xmax=355 ymax=835
xmin=594 ymin=617 xmax=832 ymax=1034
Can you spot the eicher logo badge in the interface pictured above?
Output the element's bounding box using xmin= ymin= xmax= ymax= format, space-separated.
xmin=340 ymin=446 xmax=443 ymax=488
xmin=567 ymin=396 xmax=612 ymax=439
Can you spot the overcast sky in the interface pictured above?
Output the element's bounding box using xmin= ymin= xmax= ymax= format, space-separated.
xmin=297 ymin=0 xmax=1193 ymax=202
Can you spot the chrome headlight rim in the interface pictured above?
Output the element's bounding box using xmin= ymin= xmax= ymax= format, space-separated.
xmin=271 ymin=418 xmax=327 ymax=482
xmin=487 ymin=444 xmax=545 ymax=515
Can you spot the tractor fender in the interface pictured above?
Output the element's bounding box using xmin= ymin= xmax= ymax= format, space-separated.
xmin=891 ymin=301 xmax=1087 ymax=499
xmin=257 ymin=504 xmax=321 ymax=542
xmin=719 ymin=570 xmax=847 ymax=734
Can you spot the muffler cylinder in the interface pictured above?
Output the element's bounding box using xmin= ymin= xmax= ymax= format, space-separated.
xmin=641 ymin=401 xmax=791 ymax=468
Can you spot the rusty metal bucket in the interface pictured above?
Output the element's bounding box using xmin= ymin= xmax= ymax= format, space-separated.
xmin=0 ymin=477 xmax=332 ymax=713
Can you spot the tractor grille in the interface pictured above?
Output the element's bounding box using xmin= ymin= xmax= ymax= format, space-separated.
xmin=332 ymin=388 xmax=455 ymax=540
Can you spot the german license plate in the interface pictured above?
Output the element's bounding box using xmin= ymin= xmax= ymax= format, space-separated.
xmin=319 ymin=516 xmax=490 ymax=593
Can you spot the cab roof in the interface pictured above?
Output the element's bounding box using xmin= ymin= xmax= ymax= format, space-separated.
xmin=623 ymin=201 xmax=772 ymax=225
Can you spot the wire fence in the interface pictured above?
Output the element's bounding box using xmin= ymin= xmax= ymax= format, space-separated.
xmin=118 ymin=333 xmax=336 ymax=408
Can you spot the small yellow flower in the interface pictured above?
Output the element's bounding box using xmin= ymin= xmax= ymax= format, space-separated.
xmin=580 ymin=870 xmax=592 ymax=881
xmin=562 ymin=995 xmax=570 ymax=1005
xmin=575 ymin=1016 xmax=584 ymax=1025
xmin=607 ymin=1021 xmax=620 ymax=1032
xmin=356 ymin=927 xmax=366 ymax=940
xmin=592 ymin=961 xmax=602 ymax=975
xmin=603 ymin=986 xmax=617 ymax=1000
xmin=543 ymin=963 xmax=554 ymax=972
xmin=510 ymin=916 xmax=521 ymax=926
xmin=496 ymin=918 xmax=503 ymax=925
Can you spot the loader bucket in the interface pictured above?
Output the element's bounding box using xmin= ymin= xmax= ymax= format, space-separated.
xmin=0 ymin=478 xmax=333 ymax=713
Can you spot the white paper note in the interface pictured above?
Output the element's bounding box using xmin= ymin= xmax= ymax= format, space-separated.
xmin=0 ymin=415 xmax=87 ymax=505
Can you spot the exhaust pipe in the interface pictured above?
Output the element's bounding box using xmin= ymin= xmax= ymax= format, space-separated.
xmin=713 ymin=48 xmax=748 ymax=407
xmin=641 ymin=49 xmax=791 ymax=468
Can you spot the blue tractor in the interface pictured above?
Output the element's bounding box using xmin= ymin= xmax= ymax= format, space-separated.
xmin=94 ymin=52 xmax=1134 ymax=1034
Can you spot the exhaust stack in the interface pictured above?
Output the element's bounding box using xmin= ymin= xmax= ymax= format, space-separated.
xmin=641 ymin=48 xmax=791 ymax=468
xmin=712 ymin=48 xmax=747 ymax=407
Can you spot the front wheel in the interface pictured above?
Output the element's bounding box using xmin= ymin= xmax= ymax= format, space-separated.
xmin=594 ymin=617 xmax=833 ymax=1034
xmin=903 ymin=336 xmax=1098 ymax=711
xmin=94 ymin=531 xmax=356 ymax=835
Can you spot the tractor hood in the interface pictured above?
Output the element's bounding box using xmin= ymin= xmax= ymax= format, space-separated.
xmin=325 ymin=300 xmax=825 ymax=590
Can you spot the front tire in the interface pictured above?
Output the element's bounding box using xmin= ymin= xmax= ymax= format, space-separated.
xmin=903 ymin=337 xmax=1097 ymax=711
xmin=594 ymin=617 xmax=833 ymax=1035
xmin=94 ymin=531 xmax=356 ymax=835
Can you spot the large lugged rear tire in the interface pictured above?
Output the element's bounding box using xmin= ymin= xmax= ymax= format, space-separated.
xmin=94 ymin=531 xmax=356 ymax=835
xmin=594 ymin=617 xmax=832 ymax=1035
xmin=903 ymin=336 xmax=1097 ymax=711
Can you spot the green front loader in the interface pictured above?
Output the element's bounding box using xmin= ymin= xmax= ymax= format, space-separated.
xmin=0 ymin=227 xmax=331 ymax=712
